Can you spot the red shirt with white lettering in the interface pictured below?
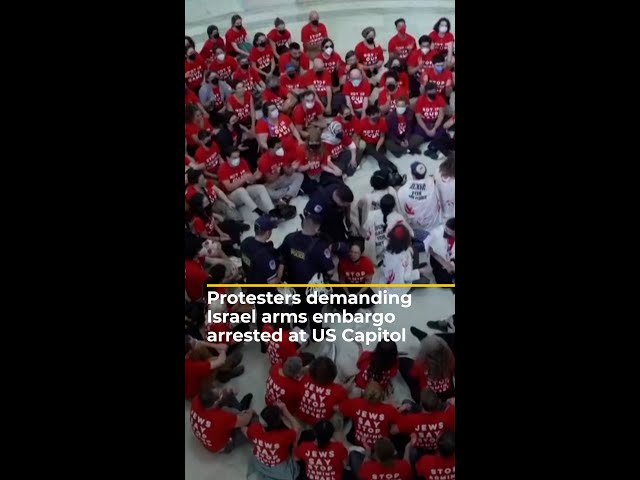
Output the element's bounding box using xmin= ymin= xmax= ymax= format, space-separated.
xmin=185 ymin=258 xmax=209 ymax=301
xmin=394 ymin=404 xmax=456 ymax=450
xmin=380 ymin=70 xmax=411 ymax=91
xmin=359 ymin=459 xmax=413 ymax=480
xmin=200 ymin=37 xmax=226 ymax=63
xmin=256 ymin=115 xmax=296 ymax=150
xmin=265 ymin=363 xmax=305 ymax=413
xmin=355 ymin=42 xmax=385 ymax=68
xmin=302 ymin=70 xmax=332 ymax=98
xmin=192 ymin=215 xmax=219 ymax=237
xmin=421 ymin=67 xmax=453 ymax=97
xmin=228 ymin=92 xmax=253 ymax=123
xmin=338 ymin=256 xmax=375 ymax=284
xmin=416 ymin=453 xmax=456 ymax=480
xmin=377 ymin=85 xmax=410 ymax=112
xmin=185 ymin=118 xmax=213 ymax=146
xmin=415 ymin=95 xmax=446 ymax=123
xmin=429 ymin=31 xmax=455 ymax=54
xmin=185 ymin=180 xmax=218 ymax=203
xmin=339 ymin=398 xmax=399 ymax=448
xmin=296 ymin=144 xmax=327 ymax=177
xmin=297 ymin=378 xmax=347 ymax=425
xmin=292 ymin=101 xmax=324 ymax=128
xmin=185 ymin=358 xmax=212 ymax=399
xmin=301 ymin=22 xmax=329 ymax=51
xmin=359 ymin=117 xmax=388 ymax=144
xmin=263 ymin=325 xmax=299 ymax=365
xmin=190 ymin=397 xmax=238 ymax=453
xmin=337 ymin=116 xmax=360 ymax=138
xmin=322 ymin=135 xmax=353 ymax=161
xmin=388 ymin=33 xmax=418 ymax=61
xmin=280 ymin=72 xmax=304 ymax=94
xmin=225 ymin=26 xmax=249 ymax=54
xmin=263 ymin=86 xmax=289 ymax=110
xmin=247 ymin=423 xmax=297 ymax=466
xmin=232 ymin=67 xmax=262 ymax=93
xmin=280 ymin=51 xmax=311 ymax=72
xmin=249 ymin=45 xmax=275 ymax=71
xmin=267 ymin=28 xmax=292 ymax=49
xmin=258 ymin=150 xmax=286 ymax=178
xmin=194 ymin=143 xmax=222 ymax=174
xmin=319 ymin=51 xmax=344 ymax=74
xmin=408 ymin=49 xmax=437 ymax=79
xmin=185 ymin=55 xmax=206 ymax=90
xmin=217 ymin=158 xmax=252 ymax=193
xmin=354 ymin=350 xmax=400 ymax=392
xmin=210 ymin=56 xmax=238 ymax=82
xmin=343 ymin=79 xmax=372 ymax=111
xmin=294 ymin=441 xmax=347 ymax=480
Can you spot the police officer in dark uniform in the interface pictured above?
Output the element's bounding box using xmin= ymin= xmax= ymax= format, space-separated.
xmin=278 ymin=214 xmax=335 ymax=339
xmin=240 ymin=215 xmax=281 ymax=352
xmin=303 ymin=183 xmax=355 ymax=252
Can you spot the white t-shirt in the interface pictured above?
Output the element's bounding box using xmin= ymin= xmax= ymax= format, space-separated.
xmin=397 ymin=177 xmax=441 ymax=231
xmin=428 ymin=224 xmax=454 ymax=263
xmin=382 ymin=249 xmax=419 ymax=284
xmin=364 ymin=187 xmax=400 ymax=213
xmin=434 ymin=170 xmax=455 ymax=221
xmin=363 ymin=210 xmax=411 ymax=262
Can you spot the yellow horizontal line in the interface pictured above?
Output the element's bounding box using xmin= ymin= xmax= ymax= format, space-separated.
xmin=207 ymin=284 xmax=455 ymax=288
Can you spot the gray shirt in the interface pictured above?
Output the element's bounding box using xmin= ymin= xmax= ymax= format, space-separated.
xmin=199 ymin=81 xmax=232 ymax=110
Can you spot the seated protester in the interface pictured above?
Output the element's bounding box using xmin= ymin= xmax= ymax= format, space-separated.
xmin=357 ymin=105 xmax=402 ymax=179
xmin=385 ymin=97 xmax=423 ymax=157
xmin=250 ymin=32 xmax=276 ymax=82
xmin=210 ymin=47 xmax=239 ymax=83
xmin=427 ymin=218 xmax=456 ymax=287
xmin=377 ymin=70 xmax=410 ymax=115
xmin=218 ymin=146 xmax=274 ymax=216
xmin=294 ymin=420 xmax=348 ymax=480
xmin=194 ymin=130 xmax=223 ymax=178
xmin=303 ymin=182 xmax=355 ymax=245
xmin=262 ymin=76 xmax=297 ymax=115
xmin=258 ymin=137 xmax=304 ymax=202
xmin=416 ymin=432 xmax=455 ymax=480
xmin=319 ymin=38 xmax=344 ymax=89
xmin=262 ymin=320 xmax=312 ymax=367
xmin=300 ymin=10 xmax=329 ymax=58
xmin=303 ymin=58 xmax=343 ymax=116
xmin=357 ymin=170 xmax=401 ymax=232
xmin=185 ymin=45 xmax=206 ymax=92
xmin=434 ymin=153 xmax=455 ymax=221
xmin=245 ymin=403 xmax=301 ymax=480
xmin=407 ymin=36 xmax=437 ymax=98
xmin=211 ymin=114 xmax=260 ymax=170
xmin=297 ymin=357 xmax=347 ymax=427
xmin=267 ymin=17 xmax=292 ymax=59
xmin=200 ymin=25 xmax=225 ymax=65
xmin=186 ymin=168 xmax=242 ymax=222
xmin=363 ymin=194 xmax=413 ymax=263
xmin=190 ymin=385 xmax=255 ymax=454
xmin=185 ymin=83 xmax=209 ymax=118
xmin=336 ymin=104 xmax=361 ymax=144
xmin=339 ymin=50 xmax=364 ymax=88
xmin=185 ymin=234 xmax=211 ymax=303
xmin=358 ymin=437 xmax=413 ymax=480
xmin=343 ymin=67 xmax=372 ymax=119
xmin=397 ymin=161 xmax=442 ymax=236
xmin=265 ymin=357 xmax=306 ymax=413
xmin=355 ymin=27 xmax=386 ymax=87
xmin=226 ymin=80 xmax=256 ymax=133
xmin=296 ymin=128 xmax=341 ymax=195
xmin=279 ymin=43 xmax=311 ymax=75
xmin=414 ymin=82 xmax=451 ymax=160
xmin=320 ymin=122 xmax=357 ymax=177
xmin=420 ymin=54 xmax=454 ymax=104
xmin=381 ymin=56 xmax=411 ymax=91
xmin=185 ymin=35 xmax=196 ymax=50
xmin=337 ymin=241 xmax=376 ymax=313
xmin=355 ymin=340 xmax=400 ymax=396
xmin=185 ymin=104 xmax=214 ymax=156
xmin=382 ymin=225 xmax=430 ymax=285
xmin=292 ymin=90 xmax=328 ymax=140
xmin=280 ymin=63 xmax=305 ymax=98
xmin=429 ymin=17 xmax=455 ymax=66
xmin=388 ymin=18 xmax=417 ymax=63
xmin=225 ymin=14 xmax=251 ymax=57
xmin=256 ymin=102 xmax=305 ymax=162
xmin=184 ymin=336 xmax=228 ymax=399
xmin=199 ymin=71 xmax=232 ymax=120
xmin=188 ymin=193 xmax=247 ymax=255
xmin=392 ymin=389 xmax=455 ymax=460
xmin=232 ymin=57 xmax=266 ymax=102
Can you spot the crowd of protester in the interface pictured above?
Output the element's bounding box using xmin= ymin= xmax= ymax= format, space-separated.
xmin=186 ymin=9 xmax=456 ymax=480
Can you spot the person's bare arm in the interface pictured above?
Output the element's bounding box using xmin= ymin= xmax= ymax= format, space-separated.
xmin=235 ymin=409 xmax=255 ymax=428
xmin=360 ymin=97 xmax=369 ymax=119
xmin=325 ymin=89 xmax=333 ymax=115
xmin=231 ymin=41 xmax=247 ymax=57
xmin=310 ymin=115 xmax=327 ymax=130
xmin=323 ymin=157 xmax=342 ymax=176
xmin=434 ymin=107 xmax=445 ymax=130
xmin=445 ymin=79 xmax=453 ymax=98
xmin=416 ymin=113 xmax=429 ymax=134
xmin=376 ymin=133 xmax=385 ymax=151
xmin=250 ymin=96 xmax=256 ymax=130
xmin=269 ymin=39 xmax=279 ymax=59
xmin=408 ymin=58 xmax=423 ymax=76
xmin=291 ymin=123 xmax=305 ymax=144
xmin=404 ymin=434 xmax=418 ymax=462
xmin=257 ymin=132 xmax=269 ymax=150
xmin=295 ymin=123 xmax=309 ymax=139
xmin=213 ymin=186 xmax=236 ymax=208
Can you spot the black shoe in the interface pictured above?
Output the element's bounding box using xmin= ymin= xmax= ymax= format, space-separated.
xmin=217 ymin=365 xmax=244 ymax=383
xmin=240 ymin=223 xmax=251 ymax=232
xmin=253 ymin=208 xmax=266 ymax=216
xmin=427 ymin=320 xmax=450 ymax=332
xmin=239 ymin=393 xmax=253 ymax=411
xmin=409 ymin=147 xmax=421 ymax=155
xmin=410 ymin=326 xmax=428 ymax=341
xmin=260 ymin=342 xmax=268 ymax=354
xmin=424 ymin=149 xmax=439 ymax=160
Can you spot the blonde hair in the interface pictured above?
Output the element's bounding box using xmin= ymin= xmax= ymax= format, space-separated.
xmin=364 ymin=381 xmax=385 ymax=403
xmin=416 ymin=336 xmax=454 ymax=380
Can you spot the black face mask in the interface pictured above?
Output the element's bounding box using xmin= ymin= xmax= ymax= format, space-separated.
xmin=235 ymin=24 xmax=242 ymax=30
xmin=343 ymin=114 xmax=353 ymax=122
xmin=287 ymin=72 xmax=296 ymax=78
xmin=211 ymin=77 xmax=219 ymax=85
xmin=309 ymin=143 xmax=321 ymax=150
xmin=212 ymin=33 xmax=219 ymax=39
xmin=187 ymin=53 xmax=196 ymax=61
xmin=241 ymin=63 xmax=250 ymax=70
xmin=335 ymin=132 xmax=344 ymax=140
xmin=257 ymin=42 xmax=266 ymax=47
xmin=366 ymin=37 xmax=375 ymax=45
xmin=315 ymin=70 xmax=325 ymax=76
xmin=270 ymin=85 xmax=280 ymax=92
xmin=427 ymin=93 xmax=437 ymax=100
xmin=392 ymin=66 xmax=401 ymax=72
xmin=311 ymin=19 xmax=319 ymax=26
xmin=387 ymin=84 xmax=397 ymax=92
xmin=204 ymin=138 xmax=213 ymax=147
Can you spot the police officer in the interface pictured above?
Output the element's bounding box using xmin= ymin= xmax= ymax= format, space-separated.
xmin=240 ymin=215 xmax=281 ymax=352
xmin=278 ymin=214 xmax=335 ymax=339
xmin=303 ymin=183 xmax=355 ymax=252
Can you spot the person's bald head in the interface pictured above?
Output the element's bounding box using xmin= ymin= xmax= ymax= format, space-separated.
xmin=309 ymin=10 xmax=319 ymax=22
xmin=313 ymin=58 xmax=325 ymax=72
xmin=349 ymin=68 xmax=362 ymax=81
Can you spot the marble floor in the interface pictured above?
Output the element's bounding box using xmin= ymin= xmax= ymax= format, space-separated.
xmin=185 ymin=1 xmax=455 ymax=478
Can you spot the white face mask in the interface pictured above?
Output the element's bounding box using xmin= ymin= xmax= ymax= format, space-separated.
xmin=230 ymin=157 xmax=241 ymax=167
xmin=396 ymin=106 xmax=407 ymax=115
xmin=216 ymin=53 xmax=225 ymax=61
xmin=421 ymin=47 xmax=429 ymax=55
xmin=269 ymin=109 xmax=280 ymax=119
xmin=305 ymin=101 xmax=315 ymax=109
xmin=439 ymin=25 xmax=448 ymax=33
xmin=275 ymin=147 xmax=285 ymax=157
xmin=324 ymin=47 xmax=333 ymax=55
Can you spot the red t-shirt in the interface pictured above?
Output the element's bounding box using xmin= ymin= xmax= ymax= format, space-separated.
xmin=228 ymin=92 xmax=252 ymax=123
xmin=343 ymin=79 xmax=372 ymax=111
xmin=380 ymin=71 xmax=410 ymax=90
xmin=262 ymin=325 xmax=299 ymax=365
xmin=338 ymin=256 xmax=375 ymax=284
xmin=185 ymin=89 xmax=200 ymax=106
xmin=185 ymin=119 xmax=213 ymax=146
xmin=337 ymin=116 xmax=360 ymax=138
xmin=429 ymin=31 xmax=455 ymax=54
xmin=247 ymin=423 xmax=297 ymax=466
xmin=416 ymin=453 xmax=456 ymax=480
xmin=217 ymin=158 xmax=252 ymax=192
xmin=355 ymin=41 xmax=385 ymax=68
xmin=292 ymin=101 xmax=324 ymax=128
xmin=322 ymin=135 xmax=353 ymax=161
xmin=225 ymin=26 xmax=249 ymax=54
xmin=339 ymin=398 xmax=399 ymax=448
xmin=249 ymin=45 xmax=275 ymax=71
xmin=302 ymin=70 xmax=332 ymax=98
xmin=210 ymin=56 xmax=238 ymax=82
xmin=190 ymin=396 xmax=238 ymax=453
xmin=359 ymin=459 xmax=413 ymax=480
xmin=280 ymin=51 xmax=311 ymax=71
xmin=422 ymin=67 xmax=454 ymax=96
xmin=408 ymin=49 xmax=437 ymax=79
xmin=355 ymin=350 xmax=400 ymax=391
xmin=185 ymin=180 xmax=218 ymax=204
xmin=267 ymin=28 xmax=292 ymax=48
xmin=185 ymin=55 xmax=206 ymax=90
xmin=301 ymin=22 xmax=328 ymax=51
xmin=263 ymin=86 xmax=289 ymax=109
xmin=377 ymin=86 xmax=410 ymax=112
xmin=415 ymin=95 xmax=447 ymax=123
xmin=185 ymin=358 xmax=212 ymax=399
xmin=394 ymin=404 xmax=456 ymax=450
xmin=409 ymin=359 xmax=455 ymax=398
xmin=359 ymin=117 xmax=388 ymax=144
xmin=265 ymin=363 xmax=305 ymax=413
xmin=388 ymin=33 xmax=418 ymax=61
xmin=192 ymin=215 xmax=218 ymax=237
xmin=280 ymin=72 xmax=304 ymax=94
xmin=297 ymin=378 xmax=347 ymax=425
xmin=201 ymin=37 xmax=226 ymax=63
xmin=185 ymin=258 xmax=209 ymax=301
xmin=294 ymin=441 xmax=347 ymax=480
xmin=232 ymin=68 xmax=262 ymax=93
xmin=256 ymin=115 xmax=295 ymax=142
xmin=296 ymin=144 xmax=327 ymax=177
xmin=319 ymin=51 xmax=344 ymax=74
xmin=194 ymin=143 xmax=222 ymax=174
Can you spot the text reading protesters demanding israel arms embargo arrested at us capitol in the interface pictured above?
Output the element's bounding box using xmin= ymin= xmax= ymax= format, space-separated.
xmin=205 ymin=290 xmax=412 ymax=345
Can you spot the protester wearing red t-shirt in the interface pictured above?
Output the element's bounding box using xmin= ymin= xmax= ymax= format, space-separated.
xmin=415 ymin=432 xmax=456 ymax=480
xmin=227 ymin=81 xmax=255 ymax=128
xmin=267 ymin=18 xmax=292 ymax=58
xmin=190 ymin=387 xmax=254 ymax=453
xmin=194 ymin=131 xmax=223 ymax=176
xmin=380 ymin=59 xmax=411 ymax=92
xmin=336 ymin=105 xmax=361 ymax=141
xmin=421 ymin=54 xmax=454 ymax=100
xmin=233 ymin=56 xmax=265 ymax=96
xmin=301 ymin=10 xmax=328 ymax=55
xmin=185 ymin=168 xmax=242 ymax=222
xmin=355 ymin=27 xmax=386 ymax=86
xmin=385 ymin=97 xmax=423 ymax=157
xmin=265 ymin=357 xmax=306 ymax=413
xmin=294 ymin=420 xmax=348 ymax=480
xmin=414 ymin=82 xmax=451 ymax=159
xmin=430 ymin=17 xmax=455 ymax=65
xmin=262 ymin=76 xmax=297 ymax=115
xmin=185 ymin=235 xmax=210 ymax=302
xmin=355 ymin=340 xmax=400 ymax=395
xmin=280 ymin=43 xmax=311 ymax=74
xmin=292 ymin=91 xmax=327 ymax=140
xmin=262 ymin=324 xmax=300 ymax=366
xmin=225 ymin=14 xmax=250 ymax=56
xmin=210 ymin=48 xmax=239 ymax=82
xmin=255 ymin=103 xmax=304 ymax=157
xmin=258 ymin=137 xmax=304 ymax=202
xmin=343 ymin=69 xmax=372 ymax=118
xmin=388 ymin=18 xmax=418 ymax=62
xmin=185 ymin=47 xmax=206 ymax=92
xmin=320 ymin=120 xmax=357 ymax=178
xmin=185 ymin=105 xmax=214 ymax=154
xmin=337 ymin=242 xmax=376 ymax=312
xmin=357 ymin=105 xmax=400 ymax=176
xmin=200 ymin=25 xmax=225 ymax=64
xmin=357 ymin=438 xmax=414 ymax=480
xmin=296 ymin=357 xmax=347 ymax=425
xmin=280 ymin=63 xmax=305 ymax=97
xmin=319 ymin=38 xmax=344 ymax=78
xmin=408 ymin=36 xmax=437 ymax=97
xmin=185 ymin=86 xmax=201 ymax=107
xmin=339 ymin=50 xmax=365 ymax=88
xmin=249 ymin=32 xmax=276 ymax=80
xmin=296 ymin=131 xmax=340 ymax=194
xmin=377 ymin=71 xmax=410 ymax=115
xmin=184 ymin=339 xmax=227 ymax=399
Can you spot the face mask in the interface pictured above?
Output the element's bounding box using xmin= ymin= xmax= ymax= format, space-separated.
xmin=240 ymin=63 xmax=250 ymax=70
xmin=427 ymin=93 xmax=437 ymax=100
xmin=439 ymin=25 xmax=448 ymax=33
xmin=309 ymin=143 xmax=321 ymax=150
xmin=351 ymin=78 xmax=362 ymax=87
xmin=435 ymin=65 xmax=444 ymax=73
xmin=230 ymin=157 xmax=241 ymax=167
xmin=275 ymin=147 xmax=285 ymax=157
xmin=311 ymin=19 xmax=319 ymax=26
xmin=316 ymin=70 xmax=325 ymax=76
xmin=399 ymin=26 xmax=407 ymax=34
xmin=421 ymin=47 xmax=429 ymax=55
xmin=392 ymin=66 xmax=401 ymax=72
xmin=204 ymin=138 xmax=213 ymax=147
xmin=335 ymin=132 xmax=344 ymax=140
xmin=270 ymin=85 xmax=280 ymax=92
xmin=216 ymin=53 xmax=225 ymax=62
xmin=187 ymin=53 xmax=196 ymax=61
xmin=366 ymin=37 xmax=375 ymax=45
xmin=387 ymin=84 xmax=397 ymax=92
xmin=212 ymin=32 xmax=219 ymax=39
xmin=235 ymin=24 xmax=243 ymax=30
xmin=396 ymin=106 xmax=407 ymax=115
xmin=324 ymin=47 xmax=333 ymax=55
xmin=305 ymin=101 xmax=315 ymax=109
xmin=343 ymin=114 xmax=353 ymax=122
xmin=257 ymin=41 xmax=266 ymax=47
xmin=269 ymin=109 xmax=280 ymax=119
xmin=210 ymin=77 xmax=219 ymax=84
xmin=370 ymin=116 xmax=380 ymax=123
xmin=287 ymin=72 xmax=296 ymax=78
